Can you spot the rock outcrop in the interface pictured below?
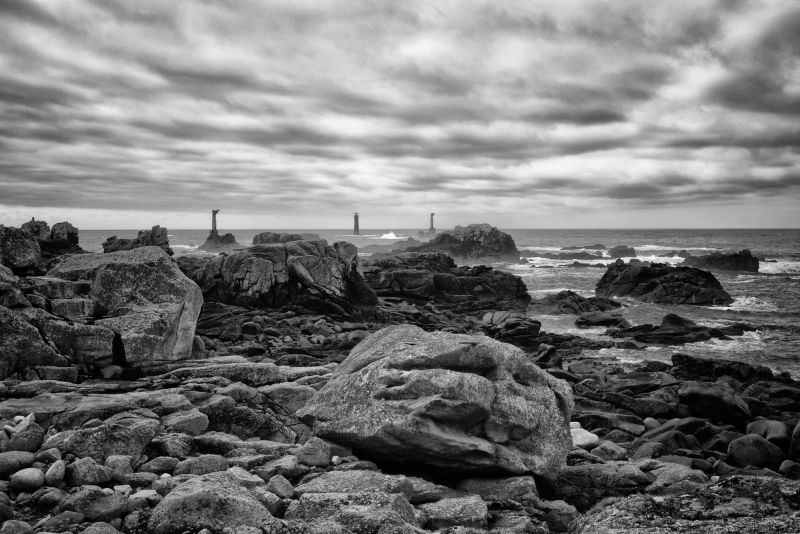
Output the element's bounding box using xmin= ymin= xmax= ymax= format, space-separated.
xmin=297 ymin=324 xmax=574 ymax=476
xmin=102 ymin=225 xmax=173 ymax=255
xmin=407 ymin=223 xmax=519 ymax=261
xmin=683 ymin=249 xmax=760 ymax=272
xmin=595 ymin=260 xmax=733 ymax=306
xmin=47 ymin=246 xmax=203 ymax=366
xmin=252 ymin=232 xmax=321 ymax=245
xmin=178 ymin=240 xmax=377 ymax=317
xmin=0 ymin=226 xmax=42 ymax=275
xmin=361 ymin=252 xmax=530 ymax=313
xmin=201 ymin=231 xmax=241 ymax=251
xmin=20 ymin=220 xmax=83 ymax=259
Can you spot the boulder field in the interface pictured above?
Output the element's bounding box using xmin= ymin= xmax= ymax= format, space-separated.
xmin=0 ymin=229 xmax=798 ymax=533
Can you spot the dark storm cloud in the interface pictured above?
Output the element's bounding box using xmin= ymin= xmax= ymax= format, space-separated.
xmin=0 ymin=0 xmax=798 ymax=227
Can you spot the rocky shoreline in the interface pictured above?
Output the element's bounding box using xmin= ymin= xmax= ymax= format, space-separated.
xmin=0 ymin=222 xmax=798 ymax=533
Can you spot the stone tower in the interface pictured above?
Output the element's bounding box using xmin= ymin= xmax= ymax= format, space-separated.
xmin=353 ymin=212 xmax=360 ymax=236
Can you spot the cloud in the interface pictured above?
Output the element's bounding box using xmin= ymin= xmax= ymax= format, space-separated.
xmin=0 ymin=0 xmax=798 ymax=229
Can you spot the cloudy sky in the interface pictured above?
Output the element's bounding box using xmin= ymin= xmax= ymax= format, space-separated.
xmin=1 ymin=0 xmax=799 ymax=229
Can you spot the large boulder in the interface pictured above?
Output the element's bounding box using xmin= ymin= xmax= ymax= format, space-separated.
xmin=21 ymin=219 xmax=50 ymax=240
xmin=596 ymin=260 xmax=733 ymax=306
xmin=683 ymin=249 xmax=759 ymax=272
xmin=102 ymin=225 xmax=173 ymax=255
xmin=297 ymin=325 xmax=574 ymax=476
xmin=0 ymin=226 xmax=42 ymax=275
xmin=607 ymin=313 xmax=734 ymax=345
xmin=200 ymin=231 xmax=241 ymax=252
xmin=361 ymin=252 xmax=530 ymax=312
xmin=0 ymin=305 xmax=67 ymax=379
xmin=177 ymin=240 xmax=376 ymax=317
xmin=148 ymin=470 xmax=275 ymax=533
xmin=47 ymin=247 xmax=202 ymax=365
xmin=407 ymin=223 xmax=519 ymax=260
xmin=608 ymin=245 xmax=636 ymax=258
xmin=41 ymin=222 xmax=82 ymax=257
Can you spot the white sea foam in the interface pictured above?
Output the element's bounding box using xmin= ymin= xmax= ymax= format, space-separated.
xmin=759 ymin=261 xmax=800 ymax=275
xmin=634 ymin=244 xmax=721 ymax=252
xmin=720 ymin=296 xmax=780 ymax=313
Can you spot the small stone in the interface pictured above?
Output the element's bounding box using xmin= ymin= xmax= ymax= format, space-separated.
xmin=104 ymin=455 xmax=133 ymax=482
xmin=591 ymin=441 xmax=628 ymax=461
xmin=288 ymin=437 xmax=331 ymax=467
xmin=571 ymin=427 xmax=600 ymax=449
xmin=0 ymin=520 xmax=33 ymax=534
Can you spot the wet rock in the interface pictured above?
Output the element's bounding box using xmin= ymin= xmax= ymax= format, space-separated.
xmin=575 ymin=310 xmax=631 ymax=329
xmin=683 ymin=249 xmax=760 ymax=272
xmin=596 ymin=260 xmax=733 ymax=306
xmin=527 ymin=290 xmax=621 ymax=315
xmin=481 ymin=311 xmax=541 ymax=349
xmin=671 ymin=352 xmax=773 ymax=382
xmin=608 ymin=245 xmax=636 ymax=258
xmin=298 ymin=325 xmax=574 ymax=476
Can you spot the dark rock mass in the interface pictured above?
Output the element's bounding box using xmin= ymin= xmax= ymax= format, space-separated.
xmin=606 ymin=313 xmax=746 ymax=345
xmin=406 ymin=223 xmax=519 ymax=260
xmin=252 ymin=232 xmax=322 ymax=245
xmin=177 ymin=239 xmax=377 ymax=317
xmin=102 ymin=225 xmax=173 ymax=255
xmin=201 ymin=231 xmax=242 ymax=252
xmin=529 ymin=290 xmax=622 ymax=315
xmin=361 ymin=252 xmax=531 ymax=313
xmin=608 ymin=245 xmax=636 ymax=258
xmin=596 ymin=260 xmax=733 ymax=305
xmin=21 ymin=220 xmax=83 ymax=259
xmin=683 ymin=248 xmax=760 ymax=272
xmin=360 ymin=237 xmax=425 ymax=254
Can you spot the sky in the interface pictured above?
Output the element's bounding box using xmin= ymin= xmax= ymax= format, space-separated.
xmin=1 ymin=0 xmax=799 ymax=230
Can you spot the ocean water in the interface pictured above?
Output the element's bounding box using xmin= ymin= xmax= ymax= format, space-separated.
xmin=78 ymin=228 xmax=800 ymax=377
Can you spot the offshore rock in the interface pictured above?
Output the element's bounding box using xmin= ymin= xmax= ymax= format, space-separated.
xmin=47 ymin=247 xmax=203 ymax=365
xmin=102 ymin=225 xmax=173 ymax=255
xmin=177 ymin=240 xmax=376 ymax=317
xmin=608 ymin=245 xmax=636 ymax=258
xmin=252 ymin=231 xmax=321 ymax=245
xmin=407 ymin=223 xmax=519 ymax=260
xmin=200 ymin=231 xmax=241 ymax=252
xmin=361 ymin=252 xmax=530 ymax=312
xmin=528 ymin=290 xmax=622 ymax=315
xmin=683 ymin=248 xmax=760 ymax=272
xmin=596 ymin=260 xmax=733 ymax=306
xmin=297 ymin=325 xmax=574 ymax=476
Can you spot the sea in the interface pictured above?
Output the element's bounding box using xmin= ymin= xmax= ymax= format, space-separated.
xmin=79 ymin=228 xmax=800 ymax=378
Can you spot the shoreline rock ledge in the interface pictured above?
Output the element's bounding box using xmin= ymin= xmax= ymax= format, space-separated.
xmin=406 ymin=223 xmax=520 ymax=261
xmin=297 ymin=324 xmax=574 ymax=476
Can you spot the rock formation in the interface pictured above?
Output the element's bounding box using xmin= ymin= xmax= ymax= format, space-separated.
xmin=178 ymin=239 xmax=377 ymax=317
xmin=0 ymin=226 xmax=42 ymax=275
xmin=21 ymin=218 xmax=50 ymax=241
xmin=407 ymin=223 xmax=519 ymax=261
xmin=596 ymin=260 xmax=733 ymax=305
xmin=297 ymin=324 xmax=574 ymax=476
xmin=361 ymin=252 xmax=531 ymax=312
xmin=102 ymin=225 xmax=173 ymax=255
xmin=606 ymin=313 xmax=750 ymax=345
xmin=47 ymin=246 xmax=203 ymax=367
xmin=18 ymin=220 xmax=82 ymax=260
xmin=608 ymin=245 xmax=636 ymax=258
xmin=252 ymin=232 xmax=321 ymax=245
xmin=683 ymin=248 xmax=760 ymax=272
xmin=528 ymin=290 xmax=622 ymax=315
xmin=201 ymin=209 xmax=242 ymax=251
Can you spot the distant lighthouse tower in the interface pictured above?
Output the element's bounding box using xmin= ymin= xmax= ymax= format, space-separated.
xmin=353 ymin=212 xmax=360 ymax=236
xmin=429 ymin=212 xmax=435 ymax=234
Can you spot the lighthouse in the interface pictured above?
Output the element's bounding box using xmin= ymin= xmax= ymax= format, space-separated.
xmin=429 ymin=212 xmax=435 ymax=234
xmin=353 ymin=212 xmax=360 ymax=236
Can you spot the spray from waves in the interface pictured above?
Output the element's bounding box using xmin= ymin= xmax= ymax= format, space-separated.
xmin=715 ymin=295 xmax=779 ymax=313
xmin=759 ymin=261 xmax=800 ymax=275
